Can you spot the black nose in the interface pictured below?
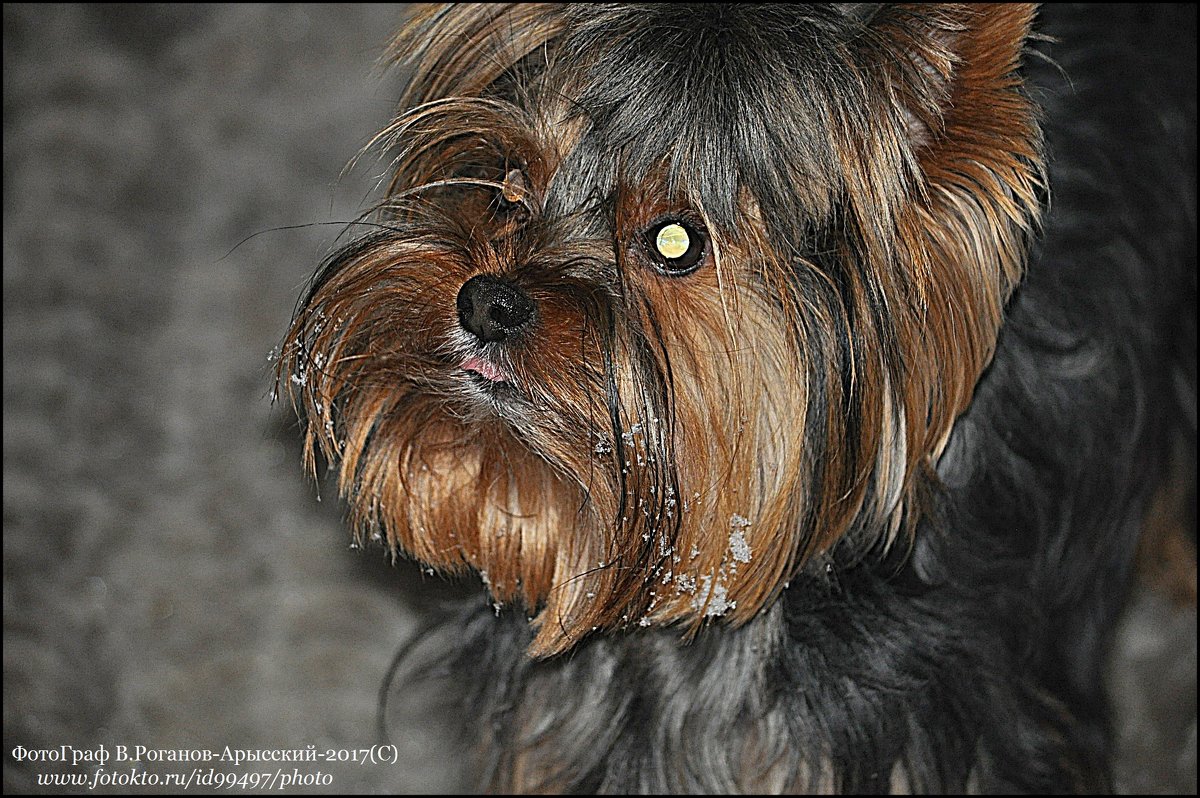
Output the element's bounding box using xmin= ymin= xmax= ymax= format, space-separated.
xmin=456 ymin=275 xmax=536 ymax=343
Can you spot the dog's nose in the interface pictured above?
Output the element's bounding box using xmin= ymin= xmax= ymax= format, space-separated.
xmin=456 ymin=275 xmax=536 ymax=343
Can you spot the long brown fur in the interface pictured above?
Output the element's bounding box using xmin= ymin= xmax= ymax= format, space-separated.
xmin=278 ymin=3 xmax=1042 ymax=658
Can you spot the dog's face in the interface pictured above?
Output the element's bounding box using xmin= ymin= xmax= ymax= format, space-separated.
xmin=280 ymin=3 xmax=1042 ymax=656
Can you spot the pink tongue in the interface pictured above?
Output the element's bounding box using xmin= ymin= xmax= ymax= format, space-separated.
xmin=462 ymin=357 xmax=506 ymax=382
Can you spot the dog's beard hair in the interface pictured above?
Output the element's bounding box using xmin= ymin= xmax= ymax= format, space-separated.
xmin=277 ymin=3 xmax=1044 ymax=657
xmin=281 ymin=210 xmax=817 ymax=654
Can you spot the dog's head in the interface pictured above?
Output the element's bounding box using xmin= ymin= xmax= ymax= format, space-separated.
xmin=279 ymin=3 xmax=1042 ymax=656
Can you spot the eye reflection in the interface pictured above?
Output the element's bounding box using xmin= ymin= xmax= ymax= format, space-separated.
xmin=645 ymin=219 xmax=706 ymax=276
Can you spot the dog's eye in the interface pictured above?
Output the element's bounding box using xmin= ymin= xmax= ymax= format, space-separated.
xmin=500 ymin=168 xmax=527 ymax=204
xmin=645 ymin=220 xmax=706 ymax=275
xmin=490 ymin=168 xmax=530 ymax=219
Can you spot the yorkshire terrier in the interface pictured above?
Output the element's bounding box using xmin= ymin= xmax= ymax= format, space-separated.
xmin=278 ymin=3 xmax=1196 ymax=793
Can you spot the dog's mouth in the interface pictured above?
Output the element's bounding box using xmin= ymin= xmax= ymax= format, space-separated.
xmin=461 ymin=355 xmax=506 ymax=383
xmin=461 ymin=355 xmax=508 ymax=383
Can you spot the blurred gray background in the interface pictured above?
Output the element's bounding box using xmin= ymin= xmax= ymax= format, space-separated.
xmin=3 ymin=4 xmax=1195 ymax=794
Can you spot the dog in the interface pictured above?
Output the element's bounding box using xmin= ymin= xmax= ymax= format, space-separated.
xmin=277 ymin=3 xmax=1196 ymax=792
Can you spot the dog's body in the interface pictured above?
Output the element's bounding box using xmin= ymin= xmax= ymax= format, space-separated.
xmin=280 ymin=4 xmax=1195 ymax=793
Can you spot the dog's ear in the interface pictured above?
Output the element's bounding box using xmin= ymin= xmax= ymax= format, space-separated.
xmin=842 ymin=4 xmax=1045 ymax=488
xmin=390 ymin=3 xmax=566 ymax=105
xmin=859 ymin=3 xmax=1043 ymax=297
